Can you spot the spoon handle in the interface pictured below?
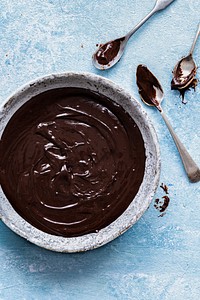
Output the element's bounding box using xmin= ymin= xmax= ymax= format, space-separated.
xmin=189 ymin=23 xmax=200 ymax=55
xmin=127 ymin=0 xmax=175 ymax=38
xmin=160 ymin=111 xmax=200 ymax=182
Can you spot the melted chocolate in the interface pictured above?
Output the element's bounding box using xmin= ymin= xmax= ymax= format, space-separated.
xmin=136 ymin=65 xmax=163 ymax=110
xmin=95 ymin=38 xmax=124 ymax=66
xmin=171 ymin=55 xmax=198 ymax=103
xmin=0 ymin=88 xmax=146 ymax=237
xmin=171 ymin=55 xmax=197 ymax=89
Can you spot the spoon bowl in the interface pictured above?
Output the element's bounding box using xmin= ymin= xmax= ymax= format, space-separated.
xmin=92 ymin=37 xmax=128 ymax=70
xmin=136 ymin=64 xmax=163 ymax=111
xmin=171 ymin=55 xmax=197 ymax=90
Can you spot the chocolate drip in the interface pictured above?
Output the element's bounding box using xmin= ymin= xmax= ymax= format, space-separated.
xmin=171 ymin=55 xmax=197 ymax=90
xmin=171 ymin=55 xmax=198 ymax=103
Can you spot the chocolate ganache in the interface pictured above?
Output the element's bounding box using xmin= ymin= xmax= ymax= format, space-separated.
xmin=95 ymin=38 xmax=124 ymax=66
xmin=0 ymin=88 xmax=146 ymax=237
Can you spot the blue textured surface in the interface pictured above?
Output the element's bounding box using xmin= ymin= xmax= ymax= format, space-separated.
xmin=0 ymin=0 xmax=200 ymax=299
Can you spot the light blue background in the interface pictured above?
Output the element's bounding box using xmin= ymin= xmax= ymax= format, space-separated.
xmin=0 ymin=0 xmax=199 ymax=299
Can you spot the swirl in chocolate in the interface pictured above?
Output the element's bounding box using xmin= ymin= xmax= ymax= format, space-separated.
xmin=0 ymin=88 xmax=146 ymax=237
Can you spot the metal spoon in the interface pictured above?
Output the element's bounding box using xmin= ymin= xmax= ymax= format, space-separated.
xmin=171 ymin=23 xmax=200 ymax=92
xmin=136 ymin=65 xmax=200 ymax=183
xmin=92 ymin=0 xmax=176 ymax=70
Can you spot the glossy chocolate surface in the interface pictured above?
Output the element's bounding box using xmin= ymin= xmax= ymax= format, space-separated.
xmin=0 ymin=88 xmax=146 ymax=237
xmin=95 ymin=38 xmax=124 ymax=66
xmin=136 ymin=65 xmax=163 ymax=110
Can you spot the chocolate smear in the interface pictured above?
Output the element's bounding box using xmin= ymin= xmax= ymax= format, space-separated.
xmin=95 ymin=38 xmax=124 ymax=66
xmin=136 ymin=65 xmax=163 ymax=111
xmin=160 ymin=183 xmax=169 ymax=194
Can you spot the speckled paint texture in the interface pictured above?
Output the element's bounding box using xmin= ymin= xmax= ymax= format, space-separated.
xmin=0 ymin=0 xmax=199 ymax=299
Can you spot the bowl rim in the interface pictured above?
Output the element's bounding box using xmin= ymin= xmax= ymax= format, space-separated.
xmin=0 ymin=72 xmax=161 ymax=252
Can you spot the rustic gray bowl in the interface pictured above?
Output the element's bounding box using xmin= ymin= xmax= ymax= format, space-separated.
xmin=0 ymin=72 xmax=160 ymax=252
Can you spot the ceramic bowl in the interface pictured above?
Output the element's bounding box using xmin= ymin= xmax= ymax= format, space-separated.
xmin=0 ymin=72 xmax=160 ymax=252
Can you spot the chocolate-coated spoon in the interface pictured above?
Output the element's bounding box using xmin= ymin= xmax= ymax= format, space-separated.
xmin=92 ymin=0 xmax=176 ymax=70
xmin=136 ymin=65 xmax=200 ymax=183
xmin=171 ymin=23 xmax=200 ymax=95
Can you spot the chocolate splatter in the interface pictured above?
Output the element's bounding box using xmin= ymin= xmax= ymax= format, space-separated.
xmin=160 ymin=183 xmax=169 ymax=194
xmin=161 ymin=196 xmax=170 ymax=212
xmin=94 ymin=38 xmax=124 ymax=66
xmin=158 ymin=212 xmax=166 ymax=218
xmin=154 ymin=198 xmax=160 ymax=208
xmin=0 ymin=87 xmax=146 ymax=237
xmin=154 ymin=196 xmax=170 ymax=213
xmin=154 ymin=183 xmax=170 ymax=216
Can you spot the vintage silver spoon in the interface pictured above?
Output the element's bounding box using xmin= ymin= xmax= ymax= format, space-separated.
xmin=136 ymin=65 xmax=200 ymax=183
xmin=171 ymin=23 xmax=200 ymax=94
xmin=92 ymin=0 xmax=176 ymax=70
